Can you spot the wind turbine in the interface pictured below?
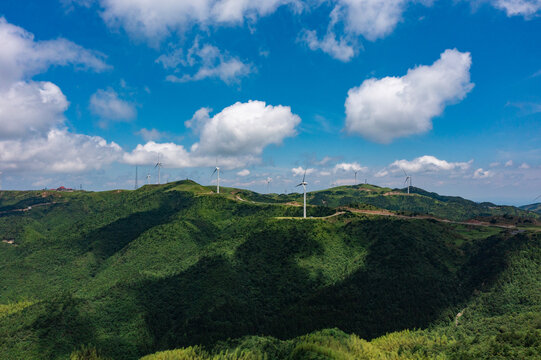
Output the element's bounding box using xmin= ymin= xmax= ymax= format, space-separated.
xmin=266 ymin=177 xmax=272 ymax=193
xmin=212 ymin=165 xmax=220 ymax=194
xmin=155 ymin=154 xmax=163 ymax=184
xmin=402 ymin=169 xmax=411 ymax=194
xmin=354 ymin=170 xmax=358 ymax=185
xmin=296 ymin=171 xmax=308 ymax=218
xmin=135 ymin=165 xmax=138 ymax=190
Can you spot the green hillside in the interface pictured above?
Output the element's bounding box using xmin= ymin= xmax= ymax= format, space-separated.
xmin=520 ymin=202 xmax=541 ymax=215
xmin=0 ymin=181 xmax=539 ymax=359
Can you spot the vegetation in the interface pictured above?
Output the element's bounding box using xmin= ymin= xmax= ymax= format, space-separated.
xmin=0 ymin=180 xmax=539 ymax=359
xmin=520 ymin=202 xmax=541 ymax=215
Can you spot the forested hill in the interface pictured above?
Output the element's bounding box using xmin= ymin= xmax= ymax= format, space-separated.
xmin=520 ymin=202 xmax=541 ymax=215
xmin=0 ymin=180 xmax=539 ymax=359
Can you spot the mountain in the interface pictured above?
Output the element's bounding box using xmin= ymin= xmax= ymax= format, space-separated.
xmin=0 ymin=181 xmax=539 ymax=359
xmin=520 ymin=202 xmax=541 ymax=215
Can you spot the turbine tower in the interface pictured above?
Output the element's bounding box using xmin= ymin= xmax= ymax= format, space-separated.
xmin=402 ymin=169 xmax=412 ymax=194
xmin=135 ymin=165 xmax=138 ymax=190
xmin=266 ymin=177 xmax=272 ymax=193
xmin=212 ymin=166 xmax=220 ymax=194
xmin=296 ymin=171 xmax=308 ymax=218
xmin=155 ymin=154 xmax=163 ymax=184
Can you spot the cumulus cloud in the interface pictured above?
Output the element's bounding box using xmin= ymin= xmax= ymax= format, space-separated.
xmin=89 ymin=88 xmax=136 ymax=121
xmin=0 ymin=129 xmax=122 ymax=173
xmin=237 ymin=169 xmax=250 ymax=176
xmin=124 ymin=100 xmax=301 ymax=169
xmin=489 ymin=0 xmax=541 ymax=17
xmin=0 ymin=17 xmax=109 ymax=87
xmin=0 ymin=18 xmax=121 ymax=176
xmin=136 ymin=128 xmax=170 ymax=142
xmin=300 ymin=1 xmax=434 ymax=60
xmin=345 ymin=49 xmax=474 ymax=143
xmin=98 ymin=0 xmax=300 ymax=43
xmin=473 ymin=168 xmax=494 ymax=179
xmin=336 ymin=0 xmax=416 ymax=41
xmin=334 ymin=162 xmax=367 ymax=172
xmin=159 ymin=40 xmax=253 ymax=84
xmin=0 ymin=81 xmax=68 ymax=140
xmin=291 ymin=167 xmax=315 ymax=176
xmin=389 ymin=155 xmax=472 ymax=173
xmin=299 ymin=29 xmax=356 ymax=62
xmin=188 ymin=100 xmax=300 ymax=157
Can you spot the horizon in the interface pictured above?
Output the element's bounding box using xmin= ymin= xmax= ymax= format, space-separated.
xmin=2 ymin=178 xmax=537 ymax=208
xmin=0 ymin=1 xmax=540 ymax=206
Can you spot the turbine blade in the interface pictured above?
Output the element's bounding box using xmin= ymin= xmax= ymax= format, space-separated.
xmin=296 ymin=183 xmax=302 ymax=187
xmin=302 ymin=170 xmax=306 ymax=183
xmin=212 ymin=168 xmax=217 ymax=176
xmin=402 ymin=168 xmax=408 ymax=177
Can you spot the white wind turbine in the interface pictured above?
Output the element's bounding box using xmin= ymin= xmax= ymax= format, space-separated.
xmin=354 ymin=170 xmax=359 ymax=185
xmin=212 ymin=165 xmax=220 ymax=194
xmin=296 ymin=171 xmax=308 ymax=218
xmin=266 ymin=177 xmax=272 ymax=193
xmin=402 ymin=169 xmax=412 ymax=194
xmin=155 ymin=154 xmax=163 ymax=184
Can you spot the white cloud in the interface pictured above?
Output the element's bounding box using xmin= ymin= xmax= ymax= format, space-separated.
xmin=125 ymin=100 xmax=301 ymax=169
xmin=505 ymin=160 xmax=514 ymax=167
xmin=0 ymin=129 xmax=122 ymax=173
xmin=345 ymin=49 xmax=474 ymax=143
xmin=299 ymin=29 xmax=356 ymax=62
xmin=98 ymin=0 xmax=300 ymax=43
xmin=473 ymin=168 xmax=495 ymax=179
xmin=389 ymin=155 xmax=472 ymax=173
xmin=136 ymin=128 xmax=170 ymax=142
xmin=237 ymin=169 xmax=250 ymax=176
xmin=0 ymin=17 xmax=109 ymax=87
xmin=320 ymin=171 xmax=331 ymax=176
xmin=336 ymin=0 xmax=414 ymax=41
xmin=291 ymin=167 xmax=315 ymax=176
xmin=0 ymin=81 xmax=68 ymax=140
xmin=334 ymin=162 xmax=367 ymax=172
xmin=489 ymin=0 xmax=541 ymax=17
xmin=188 ymin=100 xmax=300 ymax=157
xmin=160 ymin=41 xmax=253 ymax=84
xmin=375 ymin=169 xmax=389 ymax=177
xmin=0 ymin=18 xmax=119 ymax=176
xmin=300 ymin=1 xmax=435 ymax=60
xmin=519 ymin=162 xmax=531 ymax=169
xmin=89 ymin=88 xmax=136 ymax=120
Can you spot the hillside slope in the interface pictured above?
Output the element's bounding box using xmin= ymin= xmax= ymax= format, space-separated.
xmin=0 ymin=181 xmax=539 ymax=359
xmin=520 ymin=202 xmax=541 ymax=214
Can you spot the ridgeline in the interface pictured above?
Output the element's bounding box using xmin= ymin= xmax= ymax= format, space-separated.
xmin=0 ymin=181 xmax=539 ymax=359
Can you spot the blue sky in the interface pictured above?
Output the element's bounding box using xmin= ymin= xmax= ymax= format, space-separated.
xmin=0 ymin=0 xmax=540 ymax=205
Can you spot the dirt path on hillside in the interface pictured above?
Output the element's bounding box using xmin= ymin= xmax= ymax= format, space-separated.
xmin=341 ymin=207 xmax=517 ymax=229
xmin=0 ymin=202 xmax=55 ymax=215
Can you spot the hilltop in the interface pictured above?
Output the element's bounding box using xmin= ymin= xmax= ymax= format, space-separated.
xmin=520 ymin=202 xmax=541 ymax=215
xmin=0 ymin=180 xmax=539 ymax=359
